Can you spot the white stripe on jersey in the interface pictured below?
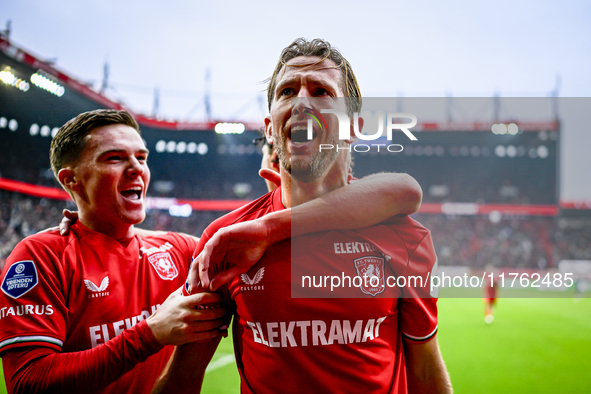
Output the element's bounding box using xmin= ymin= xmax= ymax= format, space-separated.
xmin=401 ymin=325 xmax=438 ymax=341
xmin=0 ymin=335 xmax=63 ymax=350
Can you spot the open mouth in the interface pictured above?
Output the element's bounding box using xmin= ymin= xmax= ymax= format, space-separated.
xmin=121 ymin=187 xmax=142 ymax=200
xmin=289 ymin=124 xmax=317 ymax=144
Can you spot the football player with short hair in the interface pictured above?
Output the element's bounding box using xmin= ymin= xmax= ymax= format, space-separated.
xmin=0 ymin=109 xmax=227 ymax=393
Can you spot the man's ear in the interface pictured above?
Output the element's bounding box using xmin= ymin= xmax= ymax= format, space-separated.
xmin=346 ymin=115 xmax=363 ymax=144
xmin=264 ymin=116 xmax=274 ymax=144
xmin=58 ymin=168 xmax=78 ymax=193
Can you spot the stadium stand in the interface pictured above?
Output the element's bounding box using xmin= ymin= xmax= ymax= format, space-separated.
xmin=1 ymin=35 xmax=590 ymax=277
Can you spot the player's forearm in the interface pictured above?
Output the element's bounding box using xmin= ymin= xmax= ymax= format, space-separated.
xmin=261 ymin=172 xmax=422 ymax=240
xmin=406 ymin=361 xmax=453 ymax=394
xmin=151 ymin=338 xmax=221 ymax=394
xmin=3 ymin=320 xmax=163 ymax=394
xmin=404 ymin=338 xmax=453 ymax=394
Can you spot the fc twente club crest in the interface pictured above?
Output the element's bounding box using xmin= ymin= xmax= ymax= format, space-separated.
xmin=148 ymin=252 xmax=179 ymax=280
xmin=354 ymin=256 xmax=385 ymax=296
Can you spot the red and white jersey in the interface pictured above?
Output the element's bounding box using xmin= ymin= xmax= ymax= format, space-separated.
xmin=0 ymin=222 xmax=196 ymax=393
xmin=198 ymin=187 xmax=438 ymax=394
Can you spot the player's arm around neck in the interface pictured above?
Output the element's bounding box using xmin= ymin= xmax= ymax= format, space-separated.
xmin=288 ymin=171 xmax=422 ymax=237
xmin=260 ymin=171 xmax=422 ymax=239
xmin=196 ymin=172 xmax=421 ymax=290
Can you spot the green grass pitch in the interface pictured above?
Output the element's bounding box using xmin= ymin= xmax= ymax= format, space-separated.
xmin=1 ymin=298 xmax=589 ymax=393
xmin=438 ymin=297 xmax=591 ymax=393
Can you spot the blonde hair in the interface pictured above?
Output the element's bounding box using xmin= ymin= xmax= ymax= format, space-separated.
xmin=266 ymin=38 xmax=361 ymax=116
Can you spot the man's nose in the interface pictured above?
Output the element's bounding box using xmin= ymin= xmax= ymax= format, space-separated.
xmin=127 ymin=157 xmax=145 ymax=176
xmin=292 ymin=94 xmax=313 ymax=117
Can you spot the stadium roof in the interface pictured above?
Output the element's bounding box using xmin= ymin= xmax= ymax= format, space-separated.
xmin=1 ymin=35 xmax=560 ymax=134
xmin=0 ymin=35 xmax=264 ymax=131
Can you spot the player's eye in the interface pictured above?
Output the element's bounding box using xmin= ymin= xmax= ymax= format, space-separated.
xmin=280 ymin=87 xmax=295 ymax=96
xmin=106 ymin=155 xmax=121 ymax=161
xmin=315 ymin=88 xmax=330 ymax=96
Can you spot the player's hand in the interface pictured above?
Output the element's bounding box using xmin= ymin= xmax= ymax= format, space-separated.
xmin=59 ymin=209 xmax=79 ymax=235
xmin=190 ymin=219 xmax=272 ymax=292
xmin=259 ymin=168 xmax=281 ymax=188
xmin=147 ymin=286 xmax=227 ymax=346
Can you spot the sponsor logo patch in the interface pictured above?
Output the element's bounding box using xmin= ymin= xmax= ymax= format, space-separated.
xmin=354 ymin=256 xmax=386 ymax=297
xmin=148 ymin=252 xmax=179 ymax=280
xmin=1 ymin=261 xmax=39 ymax=299
xmin=239 ymin=267 xmax=265 ymax=292
xmin=241 ymin=267 xmax=265 ymax=285
xmin=84 ymin=276 xmax=110 ymax=298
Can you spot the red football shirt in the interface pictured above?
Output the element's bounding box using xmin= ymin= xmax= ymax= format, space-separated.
xmin=197 ymin=187 xmax=438 ymax=394
xmin=0 ymin=222 xmax=196 ymax=393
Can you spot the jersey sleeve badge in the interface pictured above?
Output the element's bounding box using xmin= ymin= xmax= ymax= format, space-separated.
xmin=1 ymin=260 xmax=39 ymax=299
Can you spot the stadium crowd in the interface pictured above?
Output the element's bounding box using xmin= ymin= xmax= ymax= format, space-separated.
xmin=1 ymin=189 xmax=590 ymax=272
xmin=418 ymin=178 xmax=555 ymax=205
xmin=2 ymin=150 xmax=554 ymax=205
xmin=416 ymin=214 xmax=557 ymax=269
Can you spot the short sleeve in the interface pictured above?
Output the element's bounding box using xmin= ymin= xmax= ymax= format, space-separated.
xmin=0 ymin=238 xmax=68 ymax=354
xmin=398 ymin=232 xmax=438 ymax=343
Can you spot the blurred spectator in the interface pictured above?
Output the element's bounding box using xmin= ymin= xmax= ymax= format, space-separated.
xmin=414 ymin=213 xmax=591 ymax=269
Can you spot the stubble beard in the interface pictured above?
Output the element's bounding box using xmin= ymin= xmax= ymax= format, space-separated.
xmin=274 ymin=127 xmax=341 ymax=183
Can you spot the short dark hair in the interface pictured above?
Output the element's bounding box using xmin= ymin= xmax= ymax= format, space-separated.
xmin=266 ymin=38 xmax=362 ymax=116
xmin=50 ymin=109 xmax=140 ymax=179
